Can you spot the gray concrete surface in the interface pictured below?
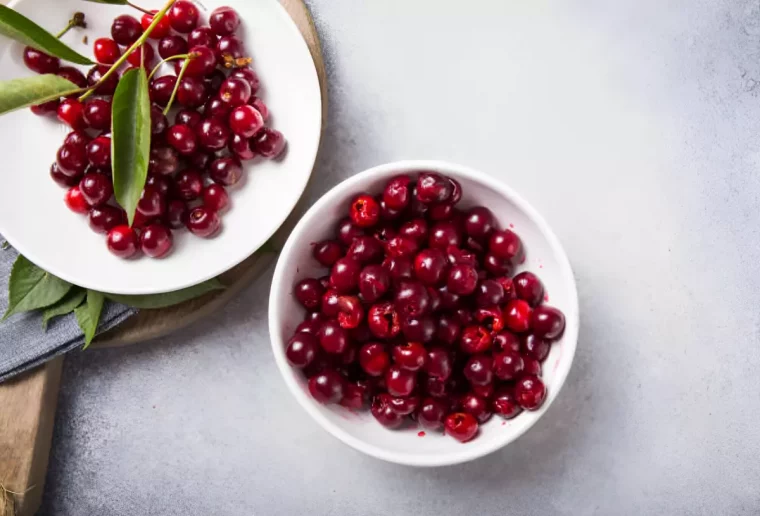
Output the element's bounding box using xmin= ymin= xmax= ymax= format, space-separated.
xmin=40 ymin=0 xmax=760 ymax=514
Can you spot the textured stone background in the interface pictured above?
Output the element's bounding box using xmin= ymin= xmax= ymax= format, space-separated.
xmin=40 ymin=0 xmax=760 ymax=514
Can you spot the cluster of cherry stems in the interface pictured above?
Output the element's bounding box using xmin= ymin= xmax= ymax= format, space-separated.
xmin=286 ymin=172 xmax=566 ymax=443
xmin=24 ymin=2 xmax=286 ymax=259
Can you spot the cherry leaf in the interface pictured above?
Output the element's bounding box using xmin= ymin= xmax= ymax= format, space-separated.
xmin=0 ymin=74 xmax=81 ymax=115
xmin=75 ymin=290 xmax=104 ymax=348
xmin=2 ymin=255 xmax=72 ymax=320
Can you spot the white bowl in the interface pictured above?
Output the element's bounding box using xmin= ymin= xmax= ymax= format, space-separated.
xmin=269 ymin=160 xmax=579 ymax=467
xmin=0 ymin=0 xmax=321 ymax=294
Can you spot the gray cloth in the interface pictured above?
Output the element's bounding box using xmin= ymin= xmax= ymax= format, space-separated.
xmin=0 ymin=239 xmax=135 ymax=383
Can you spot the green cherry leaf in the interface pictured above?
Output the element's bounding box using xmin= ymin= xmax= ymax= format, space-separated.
xmin=103 ymin=278 xmax=226 ymax=309
xmin=42 ymin=287 xmax=86 ymax=330
xmin=2 ymin=255 xmax=72 ymax=321
xmin=0 ymin=5 xmax=94 ymax=65
xmin=0 ymin=75 xmax=81 ymax=115
xmin=75 ymin=290 xmax=105 ymax=348
xmin=111 ymin=67 xmax=151 ymax=226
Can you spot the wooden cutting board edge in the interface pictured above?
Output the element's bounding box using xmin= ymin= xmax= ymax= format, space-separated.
xmin=0 ymin=2 xmax=327 ymax=514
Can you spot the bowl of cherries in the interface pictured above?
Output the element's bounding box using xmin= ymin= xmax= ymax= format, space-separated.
xmin=269 ymin=160 xmax=578 ymax=466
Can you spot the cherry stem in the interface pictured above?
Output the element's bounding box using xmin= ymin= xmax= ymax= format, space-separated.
xmin=126 ymin=1 xmax=153 ymax=15
xmin=56 ymin=12 xmax=86 ymax=39
xmin=79 ymin=0 xmax=177 ymax=101
xmin=147 ymin=53 xmax=191 ymax=81
xmin=163 ymin=56 xmax=192 ymax=115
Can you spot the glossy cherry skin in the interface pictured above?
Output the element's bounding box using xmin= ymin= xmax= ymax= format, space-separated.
xmin=392 ymin=342 xmax=427 ymax=371
xmin=64 ymin=186 xmax=89 ymax=214
xmin=447 ymin=263 xmax=478 ymax=295
xmin=320 ymin=289 xmax=340 ymax=318
xmin=347 ymin=236 xmax=384 ymax=265
xmin=336 ymin=295 xmax=364 ymax=329
xmin=82 ymin=99 xmax=111 ymax=131
xmin=57 ymin=99 xmax=86 ymax=130
xmin=167 ymin=124 xmax=198 ymax=155
xmin=111 ymin=15 xmax=143 ymax=46
xmin=23 ymin=47 xmax=59 ymax=74
xmin=294 ymin=278 xmax=325 ymax=310
xmin=318 ymin=319 xmax=350 ymax=355
xmin=460 ymin=393 xmax=492 ymax=423
xmin=85 ymin=136 xmax=111 ymax=167
xmin=489 ymin=229 xmax=522 ymax=261
xmin=93 ymin=38 xmax=120 ymax=65
xmin=140 ymin=224 xmax=173 ymax=258
xmin=230 ymin=68 xmax=260 ymax=93
xmin=141 ymin=10 xmax=171 ymax=39
xmin=493 ymin=330 xmax=521 ymax=353
xmin=86 ymin=66 xmax=119 ymax=95
xmin=106 ymin=225 xmax=139 ymax=258
xmin=429 ymin=221 xmax=462 ymax=250
xmin=493 ymin=351 xmax=524 ymax=380
xmin=79 ymin=173 xmax=113 ymax=207
xmin=186 ymin=206 xmax=221 ymax=237
xmin=460 ymin=325 xmax=492 ymax=354
xmin=400 ymin=315 xmax=435 ymax=343
xmin=312 ymin=240 xmax=343 ymax=267
xmin=197 ymin=118 xmax=231 ymax=150
xmin=413 ymin=248 xmax=448 ymax=286
xmin=358 ymin=264 xmax=390 ymax=303
xmin=514 ymin=271 xmax=544 ymax=307
xmin=126 ymin=44 xmax=155 ymax=69
xmin=56 ymin=144 xmax=88 ymax=177
xmin=521 ymin=334 xmax=551 ymax=362
xmin=463 ymin=355 xmax=493 ymax=386
xmin=359 ymin=342 xmax=390 ymax=377
xmin=168 ymin=0 xmax=200 ymax=33
xmin=88 ymin=206 xmax=125 ymax=234
xmin=184 ymin=45 xmax=217 ymax=77
xmin=416 ymin=172 xmax=453 ymax=204
xmin=444 ymin=412 xmax=478 ymax=443
xmin=381 ymin=175 xmax=411 ymax=210
xmin=435 ymin=314 xmax=462 ymax=347
xmin=416 ymin=397 xmax=447 ymax=430
xmin=229 ymin=105 xmax=264 ymax=138
xmin=367 ymin=302 xmax=401 ymax=339
xmin=492 ymin=387 xmax=523 ymax=419
xmin=50 ymin=163 xmax=77 ymax=187
xmin=424 ymin=348 xmax=452 ymax=380
xmin=202 ymin=184 xmax=230 ymax=212
xmin=209 ymin=6 xmax=241 ymax=36
xmin=308 ymin=369 xmax=344 ymax=405
xmin=349 ymin=194 xmax=380 ymax=228
xmin=286 ymin=333 xmax=319 ymax=368
xmin=385 ymin=365 xmax=416 ymax=397
xmin=150 ymin=76 xmax=177 ymax=106
xmin=371 ymin=394 xmax=404 ymax=429
xmin=219 ymin=77 xmax=252 ymax=106
xmin=504 ymin=299 xmax=533 ymax=333
xmin=148 ymin=146 xmax=179 ymax=176
xmin=136 ymin=186 xmax=166 ymax=219
xmin=174 ymin=169 xmax=204 ymax=201
xmin=165 ymin=200 xmax=188 ymax=229
xmin=216 ymin=35 xmax=245 ymax=66
xmin=515 ymin=375 xmax=547 ymax=410
xmin=206 ymin=158 xmax=242 ymax=188
xmin=394 ymin=281 xmax=431 ymax=317
xmin=158 ymin=35 xmax=188 ymax=59
xmin=187 ymin=26 xmax=216 ymax=48
xmin=252 ymin=128 xmax=286 ymax=158
xmin=531 ymin=305 xmax=565 ymax=339
xmin=330 ymin=257 xmax=361 ymax=294
xmin=176 ymin=76 xmax=206 ymax=108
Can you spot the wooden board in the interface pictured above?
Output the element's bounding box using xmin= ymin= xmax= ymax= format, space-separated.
xmin=0 ymin=2 xmax=327 ymax=514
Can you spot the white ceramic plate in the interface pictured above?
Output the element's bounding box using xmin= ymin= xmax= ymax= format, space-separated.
xmin=269 ymin=161 xmax=579 ymax=466
xmin=0 ymin=0 xmax=321 ymax=294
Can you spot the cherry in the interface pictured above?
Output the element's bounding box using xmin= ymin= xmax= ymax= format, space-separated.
xmin=444 ymin=412 xmax=478 ymax=443
xmin=140 ymin=224 xmax=173 ymax=258
xmin=422 ymin=376 xmax=450 ymax=399
xmin=145 ymin=175 xmax=170 ymax=197
xmin=337 ymin=295 xmax=364 ymax=329
xmin=523 ymin=357 xmax=542 ymax=376
xmin=412 ymin=248 xmax=448 ymax=286
xmin=385 ymin=236 xmax=419 ymax=259
xmin=86 ymin=65 xmax=119 ymax=96
xmin=521 ymin=334 xmax=551 ymax=362
xmin=141 ymin=10 xmax=171 ymax=39
xmin=252 ymin=128 xmax=286 ymax=158
xmin=148 ymin=146 xmax=179 ymax=176
xmin=56 ymin=144 xmax=87 ymax=177
xmin=57 ymin=99 xmax=86 ymax=130
xmin=30 ymin=99 xmax=60 ymax=116
xmin=385 ymin=365 xmax=416 ymax=397
xmin=489 ymin=229 xmax=522 ymax=261
xmin=209 ymin=6 xmax=240 ymax=36
xmin=383 ymin=256 xmax=414 ymax=285
xmin=504 ymin=299 xmax=532 ymax=333
xmin=394 ymin=281 xmax=430 ymax=318
xmin=197 ymin=118 xmax=231 ymax=150
xmin=126 ymin=44 xmax=154 ymax=69
xmin=428 ymin=203 xmax=453 ymax=221
xmin=168 ymin=0 xmax=199 ymax=32
xmin=63 ymin=130 xmax=91 ymax=150
xmin=86 ymin=136 xmax=111 ymax=167
xmin=308 ymin=370 xmax=344 ymax=405
xmin=202 ymin=183 xmax=230 ymax=212
xmin=474 ymin=279 xmax=504 ymax=308
xmin=337 ymin=239 xmax=377 ymax=269
xmin=92 ymin=38 xmax=120 ymax=65
xmin=79 ymin=173 xmax=113 ymax=207
xmin=318 ymin=319 xmax=349 ymax=354
xmin=50 ymin=163 xmax=77 ymax=187
xmin=174 ymin=169 xmax=204 ymax=200
xmin=514 ymin=272 xmax=544 ymax=307
xmin=286 ymin=333 xmax=319 ymax=368
xmin=186 ymin=206 xmax=221 ymax=237
xmin=463 ymin=355 xmax=493 ymax=386
xmin=217 ymin=77 xmax=249 ymax=107
xmin=358 ymin=264 xmax=390 ymax=303
xmin=312 ymin=240 xmax=343 ymax=267
xmin=230 ymin=68 xmax=260 ymax=93
xmin=150 ymin=105 xmax=168 ymax=140
xmin=416 ymin=172 xmax=452 ymax=204
xmin=204 ymin=96 xmax=232 ymax=120
xmin=336 ymin=220 xmax=365 ymax=247
xmin=493 ymin=351 xmax=524 ymax=380
xmin=460 ymin=325 xmax=492 ymax=354
xmin=166 ymin=124 xmax=198 ymax=155
xmin=435 ymin=314 xmax=461 ymax=347
xmin=460 ymin=393 xmax=492 ymax=423
xmin=340 ymin=382 xmax=369 ymax=409
xmin=463 ymin=207 xmax=495 ymax=241
xmin=216 ymin=35 xmax=245 ymax=66
xmin=515 ymin=375 xmax=546 ymax=410
xmin=347 ymin=194 xmax=379 ymax=228
xmin=64 ymin=186 xmax=89 ymax=214
xmin=111 ymin=14 xmax=142 ymax=45
xmin=493 ymin=330 xmax=521 ymax=353
xmin=176 ymin=76 xmax=206 ymax=107
xmin=149 ymin=76 xmax=174 ymax=106
xmin=492 ymin=386 xmax=522 ymax=419
xmin=224 ymin=134 xmax=253 ymax=160
xmin=371 ymin=394 xmax=404 ymax=428
xmin=187 ymin=26 xmax=216 ymax=48
xmin=391 ymin=342 xmax=426 ymax=371
xmin=136 ymin=185 xmax=166 ymax=218
xmin=229 ymin=105 xmax=264 ymax=137
xmin=417 ymin=398 xmax=448 ymax=430
xmin=367 ymin=301 xmax=401 ymax=338
xmin=82 ymin=99 xmax=111 ymax=131
xmin=380 ymin=175 xmax=411 ymax=210
xmin=531 ymin=305 xmax=565 ymax=339
xmin=158 ymin=35 xmax=188 ymax=59
xmin=88 ymin=205 xmax=125 ymax=234
xmin=183 ymin=46 xmax=217 ymax=77
xmin=388 ymin=395 xmax=419 ymax=416
xmin=23 ymin=47 xmax=59 ymax=74
xmin=424 ymin=348 xmax=452 ymax=380
xmin=56 ymin=67 xmax=87 ymax=89
xmin=166 ymin=199 xmax=188 ymax=229
xmin=106 ymin=225 xmax=140 ymax=258
xmin=429 ymin=221 xmax=462 ymax=250
xmin=209 ymin=157 xmax=242 ymax=185
xmin=330 ymin=257 xmax=361 ymax=294
xmin=400 ymin=315 xmax=435 ymax=342
xmin=359 ymin=343 xmax=390 ymax=377
xmin=447 ymin=263 xmax=478 ymax=295
xmin=320 ymin=289 xmax=340 ymax=317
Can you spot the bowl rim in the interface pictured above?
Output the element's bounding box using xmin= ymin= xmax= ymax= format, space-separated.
xmin=268 ymin=160 xmax=579 ymax=467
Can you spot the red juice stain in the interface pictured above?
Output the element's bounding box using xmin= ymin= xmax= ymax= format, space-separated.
xmin=509 ymin=223 xmax=515 ymax=229
xmin=501 ymin=421 xmax=506 ymax=426
xmin=417 ymin=431 xmax=426 ymax=437
xmin=538 ymin=264 xmax=543 ymax=269
xmin=544 ymin=293 xmax=549 ymax=302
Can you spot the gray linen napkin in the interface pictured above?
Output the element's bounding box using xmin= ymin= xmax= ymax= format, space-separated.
xmin=0 ymin=239 xmax=136 ymax=383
